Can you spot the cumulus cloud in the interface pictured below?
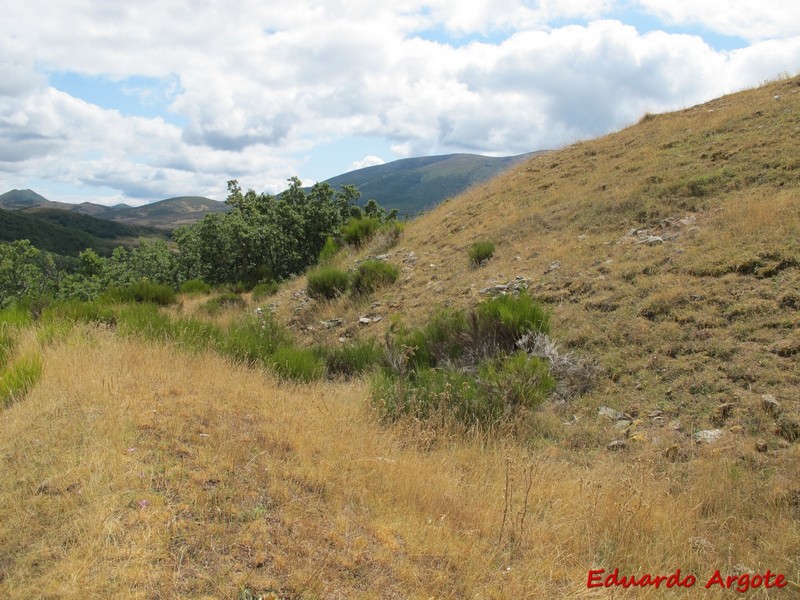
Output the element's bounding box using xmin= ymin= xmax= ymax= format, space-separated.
xmin=0 ymin=0 xmax=798 ymax=203
xmin=349 ymin=155 xmax=386 ymax=171
xmin=635 ymin=0 xmax=800 ymax=41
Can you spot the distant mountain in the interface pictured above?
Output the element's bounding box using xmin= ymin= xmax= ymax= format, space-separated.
xmin=0 ymin=189 xmax=229 ymax=229
xmin=0 ymin=207 xmax=169 ymax=257
xmin=77 ymin=196 xmax=230 ymax=227
xmin=321 ymin=152 xmax=544 ymax=215
xmin=0 ymin=189 xmax=76 ymax=211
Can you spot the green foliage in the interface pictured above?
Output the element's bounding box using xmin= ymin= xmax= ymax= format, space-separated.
xmin=0 ymin=354 xmax=43 ymax=408
xmin=307 ymin=266 xmax=350 ymax=300
xmin=350 ymin=260 xmax=399 ymax=296
xmin=270 ymin=346 xmax=325 ymax=382
xmin=468 ymin=241 xmax=495 ymax=266
xmin=479 ymin=352 xmax=555 ymax=410
xmin=0 ymin=240 xmax=52 ymax=309
xmin=321 ymin=339 xmax=385 ymax=377
xmin=342 ymin=217 xmax=380 ymax=246
xmin=180 ymin=278 xmax=212 ymax=295
xmin=251 ymin=281 xmax=279 ymax=301
xmin=318 ymin=236 xmax=341 ymax=264
xmin=374 ymin=293 xmax=554 ymax=429
xmin=41 ymin=300 xmax=117 ymax=326
xmin=473 ymin=292 xmax=550 ymax=351
xmin=201 ymin=292 xmax=246 ymax=315
xmin=103 ymin=280 xmax=177 ymax=306
xmin=221 ymin=315 xmax=289 ymax=366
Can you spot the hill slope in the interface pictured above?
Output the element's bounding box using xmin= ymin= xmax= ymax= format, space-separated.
xmin=0 ymin=207 xmax=168 ymax=256
xmin=322 ymin=152 xmax=540 ymax=215
xmin=279 ymin=75 xmax=800 ymax=456
xmin=1 ymin=77 xmax=799 ymax=598
xmin=80 ymin=196 xmax=230 ymax=227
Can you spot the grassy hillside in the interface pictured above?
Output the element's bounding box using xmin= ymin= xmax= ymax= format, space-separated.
xmin=323 ymin=152 xmax=540 ymax=215
xmin=0 ymin=207 xmax=168 ymax=256
xmin=1 ymin=76 xmax=798 ymax=598
xmin=0 ymin=189 xmax=76 ymax=211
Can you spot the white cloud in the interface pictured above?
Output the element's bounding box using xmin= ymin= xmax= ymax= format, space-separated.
xmin=349 ymin=155 xmax=386 ymax=171
xmin=635 ymin=1 xmax=800 ymax=41
xmin=1 ymin=1 xmax=799 ymax=204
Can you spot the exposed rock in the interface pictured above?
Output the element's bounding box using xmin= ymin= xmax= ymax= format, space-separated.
xmin=614 ymin=419 xmax=632 ymax=430
xmin=480 ymin=277 xmax=529 ymax=297
xmin=598 ymin=406 xmax=626 ymax=421
xmin=648 ymin=410 xmax=663 ymax=418
xmin=358 ymin=317 xmax=372 ymax=325
xmin=761 ymin=394 xmax=781 ymax=416
xmin=606 ymin=440 xmax=628 ymax=451
xmin=546 ymin=261 xmax=561 ymax=273
xmin=693 ymin=429 xmax=725 ymax=444
xmin=320 ymin=318 xmax=343 ymax=329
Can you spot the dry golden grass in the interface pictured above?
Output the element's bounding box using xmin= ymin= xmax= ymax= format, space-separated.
xmin=1 ymin=328 xmax=798 ymax=598
xmin=2 ymin=77 xmax=800 ymax=597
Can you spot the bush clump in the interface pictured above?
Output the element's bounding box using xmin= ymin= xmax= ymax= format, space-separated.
xmin=374 ymin=292 xmax=554 ymax=429
xmin=342 ymin=217 xmax=381 ymax=246
xmin=351 ymin=260 xmax=399 ymax=296
xmin=468 ymin=241 xmax=495 ymax=266
xmin=103 ymin=280 xmax=177 ymax=306
xmin=271 ymin=346 xmax=325 ymax=382
xmin=201 ymin=292 xmax=246 ymax=315
xmin=251 ymin=281 xmax=279 ymax=301
xmin=318 ymin=236 xmax=341 ymax=264
xmin=180 ymin=278 xmax=212 ymax=295
xmin=321 ymin=339 xmax=385 ymax=377
xmin=307 ymin=267 xmax=350 ymax=300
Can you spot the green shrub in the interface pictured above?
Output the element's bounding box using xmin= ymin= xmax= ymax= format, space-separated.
xmin=307 ymin=266 xmax=350 ymax=300
xmin=221 ymin=315 xmax=288 ymax=366
xmin=374 ymin=221 xmax=405 ymax=251
xmin=342 ymin=217 xmax=380 ymax=246
xmin=322 ymin=339 xmax=385 ymax=377
xmin=201 ymin=292 xmax=246 ymax=315
xmin=473 ymin=292 xmax=550 ymax=352
xmin=0 ymin=354 xmax=43 ymax=408
xmin=180 ymin=278 xmax=212 ymax=295
xmin=41 ymin=300 xmax=117 ymax=326
xmin=103 ymin=280 xmax=177 ymax=306
xmin=350 ymin=260 xmax=399 ymax=296
xmin=318 ymin=236 xmax=341 ymax=264
xmin=116 ymin=303 xmax=173 ymax=340
xmin=271 ymin=346 xmax=324 ymax=382
xmin=251 ymin=281 xmax=279 ymax=301
xmin=479 ymin=352 xmax=554 ymax=410
xmin=468 ymin=241 xmax=495 ymax=266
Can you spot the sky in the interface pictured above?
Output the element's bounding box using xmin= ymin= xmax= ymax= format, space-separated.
xmin=1 ymin=1 xmax=799 ymax=206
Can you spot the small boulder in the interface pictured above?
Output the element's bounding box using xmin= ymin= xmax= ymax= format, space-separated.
xmin=693 ymin=429 xmax=725 ymax=444
xmin=598 ymin=406 xmax=626 ymax=421
xmin=606 ymin=440 xmax=628 ymax=451
xmin=761 ymin=394 xmax=781 ymax=417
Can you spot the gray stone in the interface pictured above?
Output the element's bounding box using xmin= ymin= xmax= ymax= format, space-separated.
xmin=607 ymin=440 xmax=628 ymax=451
xmin=761 ymin=394 xmax=781 ymax=416
xmin=693 ymin=429 xmax=725 ymax=444
xmin=598 ymin=406 xmax=626 ymax=421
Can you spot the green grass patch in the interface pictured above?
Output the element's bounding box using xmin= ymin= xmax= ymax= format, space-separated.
xmin=251 ymin=281 xmax=279 ymax=301
xmin=342 ymin=216 xmax=380 ymax=246
xmin=320 ymin=339 xmax=385 ymax=378
xmin=201 ymin=292 xmax=246 ymax=315
xmin=351 ymin=260 xmax=399 ymax=296
xmin=1 ymin=354 xmax=43 ymax=408
xmin=468 ymin=241 xmax=495 ymax=266
xmin=318 ymin=236 xmax=341 ymax=264
xmin=307 ymin=266 xmax=350 ymax=300
xmin=271 ymin=346 xmax=325 ymax=382
xmin=180 ymin=278 xmax=212 ymax=295
xmin=103 ymin=280 xmax=177 ymax=306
